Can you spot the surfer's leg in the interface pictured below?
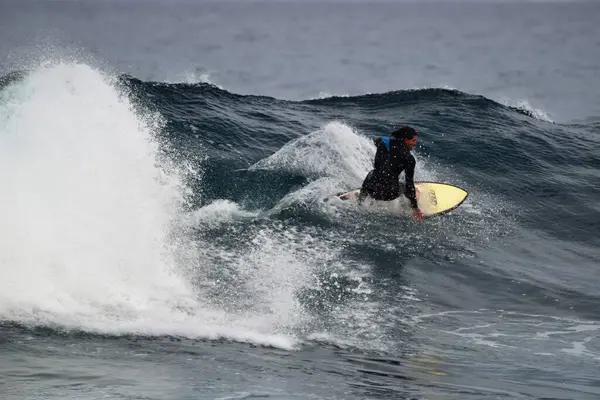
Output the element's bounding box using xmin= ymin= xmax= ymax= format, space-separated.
xmin=358 ymin=170 xmax=375 ymax=204
xmin=378 ymin=181 xmax=401 ymax=201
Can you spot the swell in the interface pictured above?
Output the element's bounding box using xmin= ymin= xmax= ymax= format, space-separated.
xmin=109 ymin=75 xmax=600 ymax=245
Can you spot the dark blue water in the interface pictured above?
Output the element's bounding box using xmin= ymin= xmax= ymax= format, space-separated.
xmin=2 ymin=1 xmax=600 ymax=399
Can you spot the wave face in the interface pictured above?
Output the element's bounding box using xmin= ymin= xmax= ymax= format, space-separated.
xmin=2 ymin=62 xmax=600 ymax=398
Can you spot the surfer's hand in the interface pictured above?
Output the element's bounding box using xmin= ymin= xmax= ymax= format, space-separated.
xmin=412 ymin=208 xmax=424 ymax=222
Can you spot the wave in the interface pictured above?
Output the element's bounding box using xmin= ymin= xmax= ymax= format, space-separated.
xmin=0 ymin=62 xmax=303 ymax=350
xmin=1 ymin=62 xmax=599 ymax=352
xmin=118 ymin=75 xmax=555 ymax=122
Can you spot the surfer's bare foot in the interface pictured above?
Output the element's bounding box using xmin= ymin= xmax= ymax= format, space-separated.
xmin=412 ymin=209 xmax=424 ymax=222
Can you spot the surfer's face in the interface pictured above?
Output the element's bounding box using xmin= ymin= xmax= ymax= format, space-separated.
xmin=404 ymin=136 xmax=418 ymax=150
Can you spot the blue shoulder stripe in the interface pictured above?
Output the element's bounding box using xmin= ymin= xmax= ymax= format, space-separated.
xmin=380 ymin=136 xmax=391 ymax=151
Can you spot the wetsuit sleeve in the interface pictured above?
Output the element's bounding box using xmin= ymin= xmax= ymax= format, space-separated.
xmin=404 ymin=156 xmax=418 ymax=209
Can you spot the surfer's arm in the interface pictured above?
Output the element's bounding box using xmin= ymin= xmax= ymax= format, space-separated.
xmin=404 ymin=158 xmax=419 ymax=209
xmin=405 ymin=160 xmax=423 ymax=221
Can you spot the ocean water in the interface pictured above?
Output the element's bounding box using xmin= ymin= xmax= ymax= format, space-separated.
xmin=1 ymin=1 xmax=600 ymax=399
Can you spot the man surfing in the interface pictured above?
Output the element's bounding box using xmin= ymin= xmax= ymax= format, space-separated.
xmin=358 ymin=126 xmax=424 ymax=221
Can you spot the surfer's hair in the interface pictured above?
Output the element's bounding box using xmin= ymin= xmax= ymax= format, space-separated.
xmin=391 ymin=126 xmax=417 ymax=140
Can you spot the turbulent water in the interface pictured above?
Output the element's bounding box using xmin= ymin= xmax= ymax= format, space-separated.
xmin=2 ymin=1 xmax=600 ymax=399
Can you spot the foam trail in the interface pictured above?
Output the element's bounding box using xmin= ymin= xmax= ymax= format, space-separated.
xmin=249 ymin=120 xmax=439 ymax=194
xmin=186 ymin=199 xmax=260 ymax=228
xmin=0 ymin=62 xmax=295 ymax=349
xmin=263 ymin=177 xmax=340 ymax=217
xmin=249 ymin=121 xmax=374 ymax=185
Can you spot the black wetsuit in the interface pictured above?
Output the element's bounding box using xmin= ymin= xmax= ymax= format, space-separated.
xmin=359 ymin=136 xmax=418 ymax=208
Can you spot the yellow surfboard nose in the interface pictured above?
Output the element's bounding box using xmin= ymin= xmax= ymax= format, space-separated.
xmin=415 ymin=181 xmax=468 ymax=217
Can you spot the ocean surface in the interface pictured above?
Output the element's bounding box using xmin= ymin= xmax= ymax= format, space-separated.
xmin=1 ymin=1 xmax=600 ymax=399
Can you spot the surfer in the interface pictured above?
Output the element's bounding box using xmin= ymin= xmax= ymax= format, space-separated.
xmin=358 ymin=126 xmax=424 ymax=221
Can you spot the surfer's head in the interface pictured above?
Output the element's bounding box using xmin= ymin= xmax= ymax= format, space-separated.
xmin=391 ymin=126 xmax=418 ymax=150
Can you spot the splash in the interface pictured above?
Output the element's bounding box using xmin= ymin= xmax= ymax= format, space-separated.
xmin=503 ymin=99 xmax=554 ymax=123
xmin=0 ymin=61 xmax=296 ymax=349
xmin=167 ymin=70 xmax=224 ymax=89
xmin=249 ymin=120 xmax=440 ymax=208
xmin=185 ymin=199 xmax=260 ymax=228
xmin=249 ymin=121 xmax=374 ymax=185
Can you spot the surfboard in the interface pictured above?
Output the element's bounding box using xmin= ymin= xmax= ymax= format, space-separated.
xmin=331 ymin=181 xmax=468 ymax=218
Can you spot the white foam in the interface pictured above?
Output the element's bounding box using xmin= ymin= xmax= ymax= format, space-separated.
xmin=561 ymin=336 xmax=600 ymax=361
xmin=167 ymin=71 xmax=223 ymax=89
xmin=249 ymin=120 xmax=443 ymax=224
xmin=0 ymin=61 xmax=297 ymax=349
xmin=249 ymin=121 xmax=375 ymax=187
xmin=502 ymin=99 xmax=554 ymax=123
xmin=266 ymin=177 xmax=342 ymax=217
xmin=230 ymin=225 xmax=323 ymax=330
xmin=415 ymin=310 xmax=600 ymax=361
xmin=186 ymin=199 xmax=260 ymax=228
xmin=310 ymin=91 xmax=352 ymax=100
